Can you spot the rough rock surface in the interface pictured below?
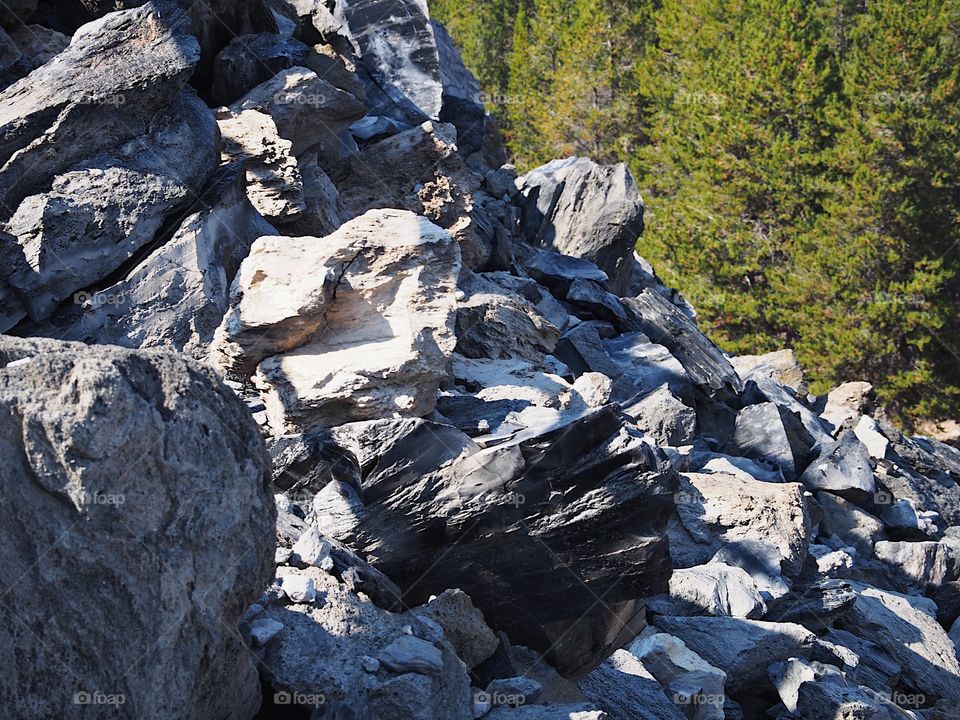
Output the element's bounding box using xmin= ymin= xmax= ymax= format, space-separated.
xmin=0 ymin=336 xmax=276 ymax=719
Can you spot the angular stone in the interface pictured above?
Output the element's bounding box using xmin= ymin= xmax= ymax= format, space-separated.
xmin=0 ymin=2 xmax=200 ymax=215
xmin=874 ymin=540 xmax=960 ymax=594
xmin=324 ymin=406 xmax=678 ymax=677
xmin=816 ymin=491 xmax=885 ymax=558
xmin=731 ymin=349 xmax=806 ymax=395
xmin=210 ymin=32 xmax=312 ymax=105
xmin=622 ymin=383 xmax=697 ymax=446
xmin=649 ymin=563 xmax=766 ymax=619
xmin=516 ymin=157 xmax=644 ymax=295
xmin=30 ymin=166 xmax=275 ymax=359
xmin=622 ymin=290 xmax=743 ymax=394
xmin=217 ymin=106 xmax=306 ymax=223
xmin=0 ymin=336 xmax=276 ymax=720
xmin=821 ymin=381 xmax=875 ymax=432
xmin=669 ymin=472 xmax=813 ymax=588
xmin=414 ymin=589 xmax=499 ymax=669
xmin=579 ymin=650 xmax=686 ymax=720
xmin=652 ymin=616 xmax=816 ymax=696
xmin=212 ymin=209 xmax=460 ymax=432
xmin=232 ymin=65 xmax=366 ymax=156
xmin=800 ymin=429 xmax=876 ymax=494
xmin=2 ymin=89 xmax=218 ymax=326
xmin=378 ymin=634 xmax=444 ymax=676
xmin=733 ymin=402 xmax=816 ymax=482
xmin=836 ymin=583 xmax=960 ymax=702
xmin=627 ymin=630 xmax=725 ymax=720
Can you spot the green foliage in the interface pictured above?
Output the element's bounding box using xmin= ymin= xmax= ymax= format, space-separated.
xmin=429 ymin=0 xmax=960 ymax=423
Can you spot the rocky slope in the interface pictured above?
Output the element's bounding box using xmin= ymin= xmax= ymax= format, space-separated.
xmin=1 ymin=1 xmax=959 ymax=719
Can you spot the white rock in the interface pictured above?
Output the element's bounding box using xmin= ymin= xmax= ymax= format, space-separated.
xmin=281 ymin=574 xmax=317 ymax=603
xmin=249 ymin=618 xmax=285 ymax=646
xmin=853 ymin=415 xmax=890 ymax=459
xmin=291 ymin=525 xmax=332 ymax=568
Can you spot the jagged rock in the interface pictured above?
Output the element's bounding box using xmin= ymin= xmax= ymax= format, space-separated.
xmin=217 ymin=106 xmax=306 ymax=223
xmin=800 ymin=429 xmax=876 ymax=494
xmin=693 ymin=451 xmax=784 ymax=483
xmin=0 ymin=2 xmax=200 ymax=216
xmin=750 ymin=372 xmax=835 ymax=448
xmin=874 ymin=540 xmax=960 ymax=594
xmin=622 ymin=290 xmax=743 ymax=395
xmin=622 ymin=383 xmax=697 ymax=446
xmin=627 ymin=630 xmax=725 ymax=720
xmin=769 ymin=657 xmax=844 ymax=714
xmin=579 ymin=649 xmax=686 ymax=720
xmin=731 ymin=349 xmax=806 ymax=395
xmin=414 ymin=589 xmax=499 ymax=669
xmin=6 ymin=23 xmax=69 ymax=75
xmin=763 ymin=579 xmax=857 ymax=629
xmin=821 ymin=628 xmax=903 ymax=691
xmin=322 ymin=405 xmax=678 ymax=677
xmin=791 ymin=674 xmax=919 ymax=720
xmin=733 ymin=401 xmax=816 ymax=482
xmin=602 ymin=330 xmax=692 ymax=401
xmin=255 ymin=566 xmax=474 ymax=719
xmin=836 ymin=583 xmax=960 ymax=702
xmin=0 ymin=336 xmax=276 ymax=719
xmin=855 ymin=415 xmax=891 ymax=459
xmin=284 ymin=152 xmax=346 ymax=236
xmin=336 ymin=0 xmax=443 ymax=123
xmin=649 ymin=563 xmax=767 ymax=619
xmin=879 ymin=498 xmax=941 ymax=537
xmin=821 ymin=381 xmax=875 ymax=432
xmin=2 ymin=88 xmax=218 ymax=328
xmin=455 ymin=271 xmax=560 ymax=363
xmin=816 ymin=492 xmax=885 ymax=558
xmin=652 ymin=616 xmax=816 ymax=696
xmin=232 ymin=65 xmax=366 ymax=157
xmin=516 ymin=157 xmax=644 ymax=295
xmin=669 ymin=471 xmax=813 ymax=595
xmin=210 ymin=32 xmax=313 ymax=105
xmin=30 ymin=166 xmax=275 ymax=358
xmin=212 ymin=209 xmax=460 ymax=431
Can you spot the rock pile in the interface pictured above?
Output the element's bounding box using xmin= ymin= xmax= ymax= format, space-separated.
xmin=1 ymin=1 xmax=958 ymax=718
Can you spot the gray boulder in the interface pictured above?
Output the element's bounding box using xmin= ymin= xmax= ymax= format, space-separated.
xmin=622 ymin=383 xmax=697 ymax=446
xmin=516 ymin=157 xmax=644 ymax=295
xmin=800 ymin=429 xmax=875 ymax=494
xmin=652 ymin=616 xmax=817 ymax=696
xmin=210 ymin=32 xmax=312 ymax=105
xmin=0 ymin=336 xmax=276 ymax=719
xmin=579 ymin=650 xmax=686 ymax=720
xmin=732 ymin=402 xmax=815 ymax=482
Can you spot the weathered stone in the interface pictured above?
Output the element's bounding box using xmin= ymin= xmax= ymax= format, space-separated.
xmin=579 ymin=649 xmax=686 ymax=720
xmin=622 ymin=290 xmax=743 ymax=395
xmin=768 ymin=657 xmax=844 ymax=714
xmin=210 ymin=32 xmax=312 ymax=105
xmin=763 ymin=579 xmax=857 ymax=629
xmin=0 ymin=2 xmax=200 ymax=215
xmin=8 ymin=23 xmax=69 ymax=70
xmin=323 ymin=406 xmax=678 ymax=677
xmin=649 ymin=563 xmax=767 ymax=619
xmin=233 ymin=65 xmax=366 ymax=157
xmin=821 ymin=381 xmax=875 ymax=433
xmin=30 ymin=166 xmax=275 ymax=359
xmin=2 ymin=88 xmax=218 ymax=327
xmin=733 ymin=402 xmax=816 ymax=482
xmin=455 ymin=271 xmax=560 ymax=364
xmin=0 ymin=335 xmax=276 ymax=720
xmin=652 ymin=616 xmax=817 ymax=696
xmin=836 ymin=583 xmax=960 ymax=702
xmin=622 ymin=383 xmax=697 ymax=446
xmin=801 ymin=429 xmax=876 ymax=494
xmin=627 ymin=630 xmax=725 ymax=720
xmin=874 ymin=540 xmax=960 ymax=594
xmin=516 ymin=157 xmax=644 ymax=295
xmin=792 ymin=674 xmax=919 ymax=720
xmin=821 ymin=628 xmax=902 ymax=691
xmin=816 ymin=491 xmax=885 ymax=558
xmin=670 ymin=471 xmax=813 ymax=592
xmin=731 ymin=349 xmax=806 ymax=395
xmin=855 ymin=415 xmax=891 ymax=459
xmin=217 ymin=106 xmax=306 ymax=223
xmin=414 ymin=589 xmax=499 ymax=669
xmin=212 ymin=209 xmax=460 ymax=432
